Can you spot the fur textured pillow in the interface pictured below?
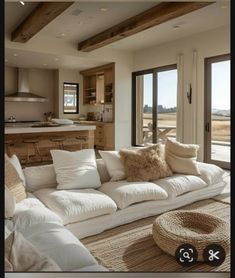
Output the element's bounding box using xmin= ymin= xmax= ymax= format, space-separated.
xmin=119 ymin=144 xmax=173 ymax=182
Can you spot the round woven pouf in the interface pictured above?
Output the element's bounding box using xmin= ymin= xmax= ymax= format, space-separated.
xmin=152 ymin=210 xmax=230 ymax=261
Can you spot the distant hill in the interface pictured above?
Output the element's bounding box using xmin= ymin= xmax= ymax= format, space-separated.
xmin=212 ymin=109 xmax=230 ymax=117
xmin=144 ymin=105 xmax=176 ymax=113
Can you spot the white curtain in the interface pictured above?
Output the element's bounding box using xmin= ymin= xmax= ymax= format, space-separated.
xmin=176 ymin=54 xmax=184 ymax=142
xmin=136 ymin=76 xmax=144 ymax=145
xmin=191 ymin=50 xmax=197 ymax=143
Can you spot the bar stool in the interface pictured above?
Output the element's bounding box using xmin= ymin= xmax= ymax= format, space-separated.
xmin=50 ymin=137 xmax=65 ymax=150
xmin=5 ymin=140 xmax=14 ymax=157
xmin=23 ymin=138 xmax=42 ymax=165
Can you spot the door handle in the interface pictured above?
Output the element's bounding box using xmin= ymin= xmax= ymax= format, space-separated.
xmin=205 ymin=122 xmax=210 ymax=132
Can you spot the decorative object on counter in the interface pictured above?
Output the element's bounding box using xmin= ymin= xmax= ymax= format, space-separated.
xmin=51 ymin=118 xmax=74 ymax=125
xmin=7 ymin=116 xmax=16 ymax=123
xmin=77 ymin=114 xmax=87 ymax=121
xmin=44 ymin=112 xmax=54 ymax=122
xmin=87 ymin=112 xmax=95 ymax=121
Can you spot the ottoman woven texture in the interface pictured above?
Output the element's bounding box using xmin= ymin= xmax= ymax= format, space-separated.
xmin=152 ymin=210 xmax=230 ymax=261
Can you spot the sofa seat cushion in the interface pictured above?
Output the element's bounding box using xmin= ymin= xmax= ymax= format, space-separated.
xmin=21 ymin=223 xmax=98 ymax=271
xmin=99 ymin=181 xmax=168 ymax=209
xmin=12 ymin=193 xmax=63 ymax=231
xmin=153 ymin=175 xmax=207 ymax=198
xmin=33 ymin=188 xmax=117 ymax=225
xmin=197 ymin=162 xmax=225 ymax=185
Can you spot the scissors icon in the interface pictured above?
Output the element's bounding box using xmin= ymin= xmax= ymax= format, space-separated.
xmin=208 ymin=249 xmax=220 ymax=261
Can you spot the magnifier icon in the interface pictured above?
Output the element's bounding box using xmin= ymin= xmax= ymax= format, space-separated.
xmin=183 ymin=252 xmax=190 ymax=259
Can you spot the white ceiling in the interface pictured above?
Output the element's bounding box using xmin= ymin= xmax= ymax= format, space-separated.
xmin=5 ymin=1 xmax=230 ymax=69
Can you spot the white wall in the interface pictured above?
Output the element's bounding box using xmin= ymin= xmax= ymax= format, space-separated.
xmin=5 ymin=67 xmax=56 ymax=121
xmin=133 ymin=25 xmax=230 ymax=160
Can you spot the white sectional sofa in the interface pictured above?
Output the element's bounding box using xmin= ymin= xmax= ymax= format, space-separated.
xmin=5 ymin=157 xmax=226 ymax=271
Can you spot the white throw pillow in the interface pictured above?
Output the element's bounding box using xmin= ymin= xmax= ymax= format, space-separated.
xmin=5 ymin=186 xmax=15 ymax=219
xmin=8 ymin=154 xmax=26 ymax=187
xmin=24 ymin=164 xmax=57 ymax=192
xmin=99 ymin=150 xmax=126 ymax=181
xmin=51 ymin=149 xmax=101 ymax=190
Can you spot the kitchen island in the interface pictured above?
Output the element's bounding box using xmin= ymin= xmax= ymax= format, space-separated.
xmin=5 ymin=124 xmax=96 ymax=166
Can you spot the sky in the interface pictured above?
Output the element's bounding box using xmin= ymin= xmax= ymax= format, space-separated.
xmin=143 ymin=61 xmax=230 ymax=110
xmin=143 ymin=70 xmax=177 ymax=108
xmin=212 ymin=60 xmax=230 ymax=110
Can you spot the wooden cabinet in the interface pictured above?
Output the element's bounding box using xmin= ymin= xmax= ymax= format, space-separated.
xmin=95 ymin=123 xmax=114 ymax=150
xmin=81 ymin=63 xmax=115 ymax=109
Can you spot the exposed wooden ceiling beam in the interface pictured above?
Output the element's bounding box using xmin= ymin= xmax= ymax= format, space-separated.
xmin=11 ymin=2 xmax=74 ymax=43
xmin=78 ymin=2 xmax=213 ymax=52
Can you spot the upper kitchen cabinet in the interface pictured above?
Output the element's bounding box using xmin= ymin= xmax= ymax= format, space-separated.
xmin=81 ymin=63 xmax=115 ymax=106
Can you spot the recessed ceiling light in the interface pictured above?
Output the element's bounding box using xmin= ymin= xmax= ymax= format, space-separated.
xmin=13 ymin=53 xmax=18 ymax=57
xmin=56 ymin=33 xmax=66 ymax=39
xmin=20 ymin=1 xmax=25 ymax=5
xmin=100 ymin=8 xmax=108 ymax=12
xmin=220 ymin=4 xmax=227 ymax=9
xmin=43 ymin=63 xmax=47 ymax=66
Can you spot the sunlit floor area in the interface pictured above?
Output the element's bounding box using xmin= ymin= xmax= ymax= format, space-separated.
xmin=212 ymin=143 xmax=230 ymax=163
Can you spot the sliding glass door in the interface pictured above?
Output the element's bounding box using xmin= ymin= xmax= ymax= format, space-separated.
xmin=205 ymin=54 xmax=230 ymax=169
xmin=132 ymin=65 xmax=177 ymax=145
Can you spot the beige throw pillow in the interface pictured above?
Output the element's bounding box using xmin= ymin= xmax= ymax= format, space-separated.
xmin=5 ymin=186 xmax=15 ymax=218
xmin=5 ymin=231 xmax=61 ymax=271
xmin=5 ymin=154 xmax=27 ymax=203
xmin=165 ymin=138 xmax=200 ymax=175
xmin=119 ymin=144 xmax=173 ymax=182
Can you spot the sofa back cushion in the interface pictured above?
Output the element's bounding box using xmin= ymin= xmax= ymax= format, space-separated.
xmin=24 ymin=164 xmax=57 ymax=192
xmin=23 ymin=159 xmax=110 ymax=192
xmin=96 ymin=159 xmax=111 ymax=184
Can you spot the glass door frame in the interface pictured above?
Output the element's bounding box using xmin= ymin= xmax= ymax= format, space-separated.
xmin=204 ymin=53 xmax=230 ymax=169
xmin=132 ymin=64 xmax=177 ymax=146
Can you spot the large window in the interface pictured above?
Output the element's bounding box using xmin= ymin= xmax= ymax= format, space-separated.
xmin=204 ymin=54 xmax=230 ymax=169
xmin=132 ymin=65 xmax=177 ymax=145
xmin=63 ymin=82 xmax=79 ymax=114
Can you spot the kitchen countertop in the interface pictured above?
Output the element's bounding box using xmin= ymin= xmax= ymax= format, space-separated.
xmin=5 ymin=124 xmax=96 ymax=134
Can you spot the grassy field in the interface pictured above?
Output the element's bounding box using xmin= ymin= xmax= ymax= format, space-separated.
xmin=143 ymin=113 xmax=230 ymax=142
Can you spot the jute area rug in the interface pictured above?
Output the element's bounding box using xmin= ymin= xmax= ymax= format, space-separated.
xmin=81 ymin=198 xmax=230 ymax=272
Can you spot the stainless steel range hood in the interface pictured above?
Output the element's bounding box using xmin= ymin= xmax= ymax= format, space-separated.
xmin=5 ymin=68 xmax=48 ymax=103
